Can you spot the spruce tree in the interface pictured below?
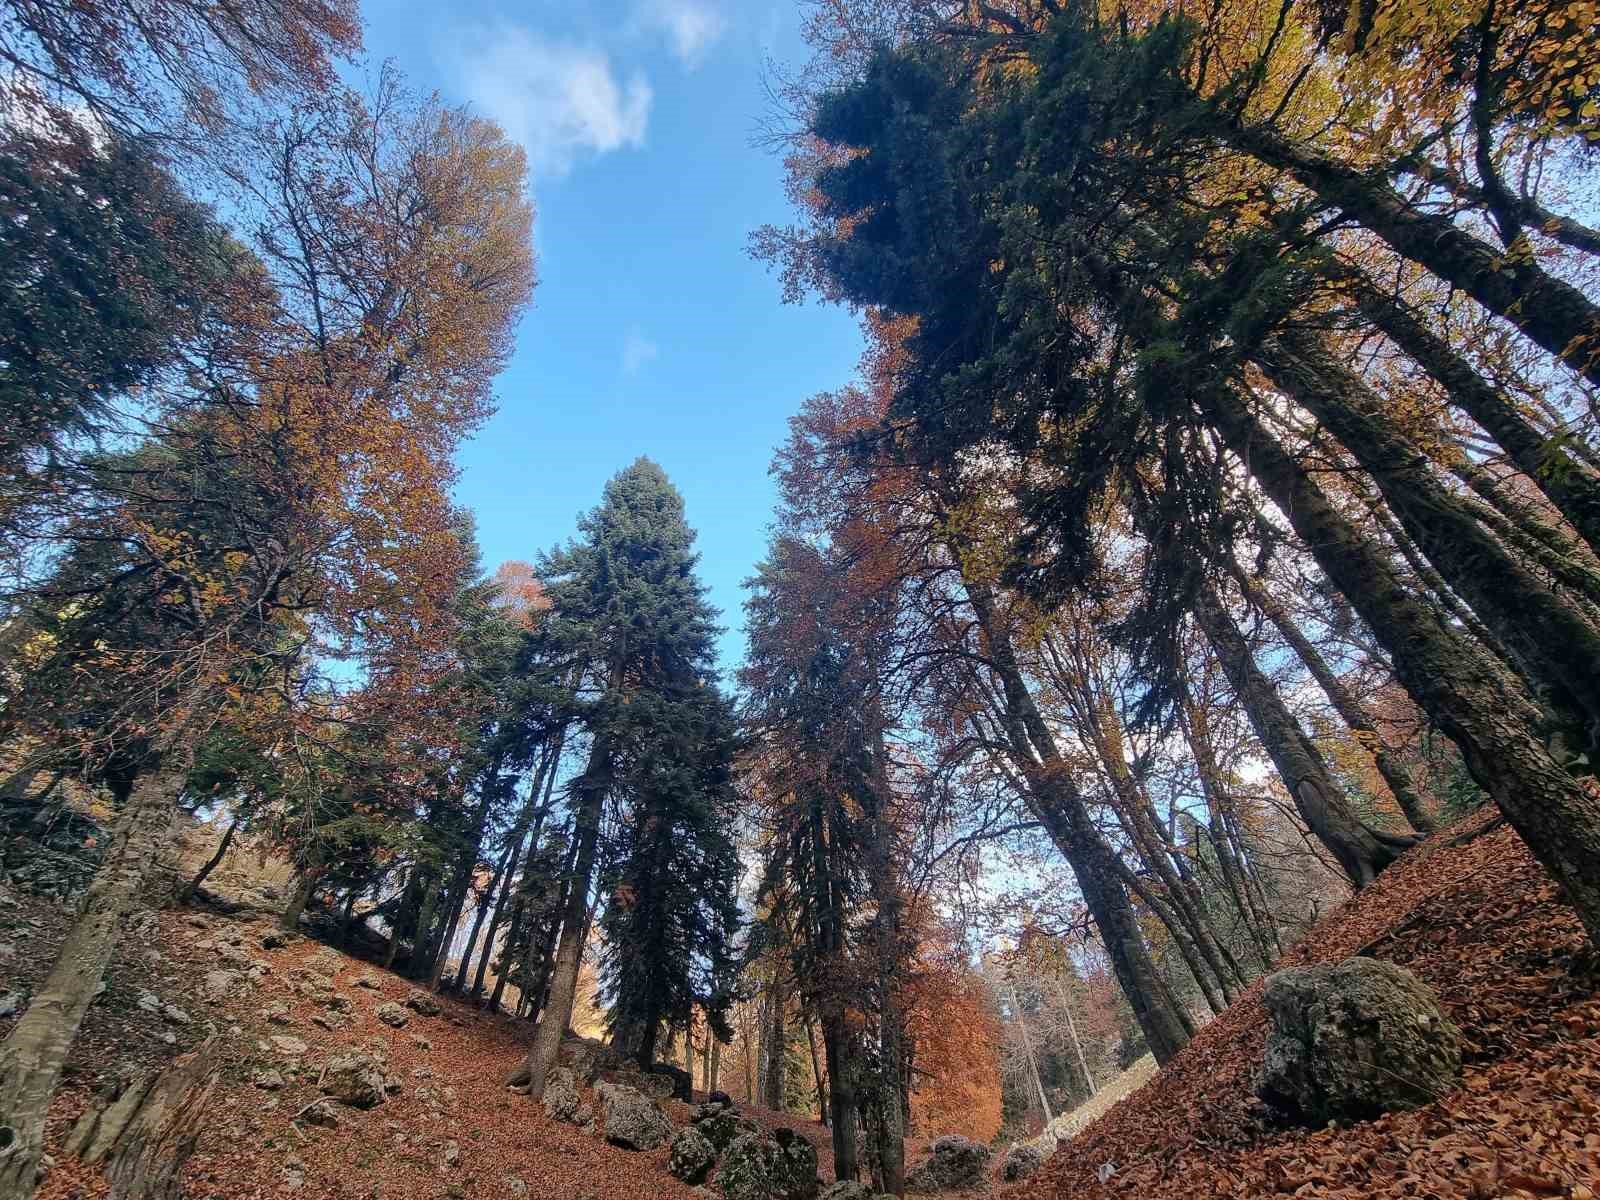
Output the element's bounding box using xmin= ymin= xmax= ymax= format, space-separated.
xmin=515 ymin=458 xmax=740 ymax=1097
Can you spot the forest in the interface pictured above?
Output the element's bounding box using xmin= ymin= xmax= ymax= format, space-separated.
xmin=0 ymin=0 xmax=1597 ymax=1199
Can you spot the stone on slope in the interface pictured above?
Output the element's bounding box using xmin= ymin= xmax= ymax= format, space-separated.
xmin=542 ymin=1067 xmax=596 ymax=1131
xmin=669 ymin=1127 xmax=717 ymax=1184
xmin=374 ymin=1000 xmax=409 ymax=1028
xmin=595 ymin=1081 xmax=674 ymax=1151
xmin=717 ymin=1130 xmax=820 ymax=1200
xmin=320 ymin=1050 xmax=391 ymax=1109
xmin=1257 ymin=956 xmax=1461 ymax=1125
xmin=906 ymin=1135 xmax=991 ymax=1192
xmin=1001 ymin=1143 xmax=1046 ymax=1182
xmin=404 ymin=990 xmax=441 ymax=1017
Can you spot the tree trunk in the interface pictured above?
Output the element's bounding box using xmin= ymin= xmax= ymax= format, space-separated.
xmin=1193 ymin=582 xmax=1413 ymax=887
xmin=803 ymin=1016 xmax=827 ymax=1124
xmin=1223 ymin=116 xmax=1600 ymax=389
xmin=1255 ymin=333 xmax=1600 ymax=761
xmin=61 ymin=1036 xmax=220 ymax=1200
xmin=1054 ymin=978 xmax=1096 ymax=1100
xmin=0 ymin=763 xmax=187 ymax=1199
xmin=513 ymin=731 xmax=609 ymax=1101
xmin=863 ymin=723 xmax=905 ymax=1197
xmin=1200 ymin=382 xmax=1600 ymax=944
xmin=178 ymin=817 xmax=238 ymax=906
xmin=1348 ymin=274 xmax=1600 ymax=558
xmin=279 ymin=863 xmax=319 ymax=933
xmin=709 ymin=1034 xmax=722 ymax=1095
xmin=1011 ymin=984 xmax=1055 ymax=1127
xmin=960 ymin=577 xmax=1194 ymax=1063
xmin=453 ymin=840 xmax=514 ymax=995
xmin=1230 ymin=565 xmax=1435 ymax=831
xmin=763 ymin=975 xmax=787 ymax=1111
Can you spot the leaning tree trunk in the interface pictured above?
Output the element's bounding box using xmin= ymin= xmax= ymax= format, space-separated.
xmin=60 ymin=1036 xmax=221 ymax=1200
xmin=1347 ymin=273 xmax=1600 ymax=558
xmin=1230 ymin=565 xmax=1436 ymax=832
xmin=178 ymin=817 xmax=238 ymax=906
xmin=0 ymin=762 xmax=188 ymax=1199
xmin=511 ymin=732 xmax=609 ymax=1100
xmin=1193 ymin=583 xmax=1415 ymax=887
xmin=1200 ymin=381 xmax=1600 ymax=944
xmin=278 ymin=863 xmax=319 ymax=934
xmin=1010 ymin=984 xmax=1055 ymax=1126
xmin=1254 ymin=333 xmax=1600 ymax=760
xmin=1222 ymin=115 xmax=1600 ymax=389
xmin=961 ymin=577 xmax=1195 ymax=1063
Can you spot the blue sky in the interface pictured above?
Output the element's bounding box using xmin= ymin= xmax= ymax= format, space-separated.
xmin=357 ymin=0 xmax=864 ymax=673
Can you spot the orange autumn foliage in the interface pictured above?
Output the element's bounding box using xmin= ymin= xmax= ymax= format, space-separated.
xmin=904 ymin=922 xmax=1004 ymax=1144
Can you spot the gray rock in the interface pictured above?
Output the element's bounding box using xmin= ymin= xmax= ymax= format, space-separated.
xmin=403 ymin=991 xmax=441 ymax=1017
xmin=262 ymin=1002 xmax=293 ymax=1025
xmin=818 ymin=1184 xmax=892 ymax=1200
xmin=542 ymin=1068 xmax=596 ymax=1131
xmin=1257 ymin=957 xmax=1461 ymax=1125
xmin=1001 ymin=1143 xmax=1046 ymax=1183
xmin=441 ymin=1139 xmax=462 ymax=1168
xmin=354 ymin=975 xmax=384 ymax=990
xmin=320 ymin=1050 xmax=391 ymax=1108
xmin=668 ymin=1127 xmax=716 ymax=1184
xmin=695 ymin=1109 xmax=757 ymax=1153
xmin=269 ymin=1035 xmax=309 ymax=1057
xmin=595 ymin=1081 xmax=674 ymax=1151
xmin=374 ymin=1001 xmax=409 ymax=1028
xmin=502 ymin=1178 xmax=529 ymax=1198
xmin=557 ymin=1034 xmax=628 ymax=1084
xmin=324 ymin=993 xmax=354 ymax=1013
xmin=254 ymin=1069 xmax=286 ymax=1091
xmin=202 ymin=969 xmax=241 ymax=1002
xmin=717 ymin=1130 xmax=819 ymax=1200
xmin=261 ymin=930 xmax=292 ymax=950
xmin=0 ymin=991 xmax=21 ymax=1018
xmin=906 ymin=1135 xmax=991 ymax=1192
xmin=596 ymin=1066 xmax=675 ymax=1102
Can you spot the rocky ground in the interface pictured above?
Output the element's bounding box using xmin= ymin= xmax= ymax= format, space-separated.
xmin=1005 ymin=806 xmax=1600 ymax=1199
xmin=8 ymin=804 xmax=1600 ymax=1200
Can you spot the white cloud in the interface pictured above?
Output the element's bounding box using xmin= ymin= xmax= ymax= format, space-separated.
xmin=622 ymin=329 xmax=660 ymax=374
xmin=635 ymin=0 xmax=727 ymax=67
xmin=446 ymin=26 xmax=651 ymax=179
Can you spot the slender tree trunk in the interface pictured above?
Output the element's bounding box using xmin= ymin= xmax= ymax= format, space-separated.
xmin=1347 ymin=273 xmax=1600 ymax=558
xmin=1054 ymin=978 xmax=1096 ymax=1100
xmin=960 ymin=577 xmax=1194 ymax=1063
xmin=513 ymin=732 xmax=609 ymax=1101
xmin=1193 ymin=583 xmax=1414 ymax=887
xmin=863 ymin=723 xmax=905 ymax=1197
xmin=803 ymin=1016 xmax=827 ymax=1124
xmin=1223 ymin=116 xmax=1600 ymax=388
xmin=454 ymin=840 xmax=514 ymax=995
xmin=178 ymin=817 xmax=238 ymax=906
xmin=1010 ymin=984 xmax=1055 ymax=1126
xmin=1230 ymin=565 xmax=1435 ymax=831
xmin=709 ymin=1034 xmax=721 ymax=1095
xmin=1200 ymin=382 xmax=1600 ymax=944
xmin=1255 ymin=333 xmax=1600 ymax=760
xmin=0 ymin=763 xmax=187 ymax=1199
xmin=279 ymin=863 xmax=320 ymax=933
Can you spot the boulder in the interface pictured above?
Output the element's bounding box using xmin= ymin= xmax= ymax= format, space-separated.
xmin=1257 ymin=957 xmax=1462 ymax=1125
xmin=202 ymin=969 xmax=241 ymax=1002
xmin=595 ymin=1081 xmax=674 ymax=1151
xmin=374 ymin=1001 xmax=409 ymax=1028
xmin=269 ymin=1035 xmax=309 ymax=1057
xmin=694 ymin=1107 xmax=754 ymax=1153
xmin=597 ymin=1066 xmax=675 ymax=1102
xmin=707 ymin=1090 xmax=735 ymax=1108
xmin=354 ymin=975 xmax=384 ymax=990
xmin=542 ymin=1067 xmax=596 ymax=1131
xmin=254 ymin=1069 xmax=286 ymax=1091
xmin=558 ymin=1034 xmax=628 ymax=1084
xmin=718 ymin=1130 xmax=820 ymax=1200
xmin=1001 ymin=1144 xmax=1046 ymax=1183
xmin=320 ymin=1050 xmax=391 ymax=1109
xmin=668 ymin=1127 xmax=717 ymax=1184
xmin=404 ymin=990 xmax=442 ymax=1017
xmin=906 ymin=1135 xmax=991 ymax=1192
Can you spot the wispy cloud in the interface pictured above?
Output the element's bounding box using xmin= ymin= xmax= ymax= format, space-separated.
xmin=445 ymin=25 xmax=652 ymax=179
xmin=635 ymin=0 xmax=727 ymax=67
xmin=622 ymin=328 xmax=660 ymax=374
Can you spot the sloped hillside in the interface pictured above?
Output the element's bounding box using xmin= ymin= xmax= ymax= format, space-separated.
xmin=1009 ymin=808 xmax=1600 ymax=1199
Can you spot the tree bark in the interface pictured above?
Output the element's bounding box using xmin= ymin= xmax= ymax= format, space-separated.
xmin=1347 ymin=274 xmax=1600 ymax=558
xmin=1222 ymin=116 xmax=1600 ymax=389
xmin=1192 ymin=582 xmax=1414 ymax=887
xmin=0 ymin=763 xmax=187 ymax=1199
xmin=960 ymin=577 xmax=1195 ymax=1063
xmin=61 ymin=1036 xmax=221 ymax=1200
xmin=1230 ymin=565 xmax=1435 ymax=831
xmin=1200 ymin=382 xmax=1600 ymax=944
xmin=1010 ymin=984 xmax=1055 ymax=1126
xmin=1254 ymin=333 xmax=1600 ymax=761
xmin=513 ymin=730 xmax=609 ymax=1101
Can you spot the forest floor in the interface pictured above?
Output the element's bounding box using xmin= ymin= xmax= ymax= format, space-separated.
xmin=5 ymin=804 xmax=1599 ymax=1200
xmin=1013 ymin=805 xmax=1600 ymax=1199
